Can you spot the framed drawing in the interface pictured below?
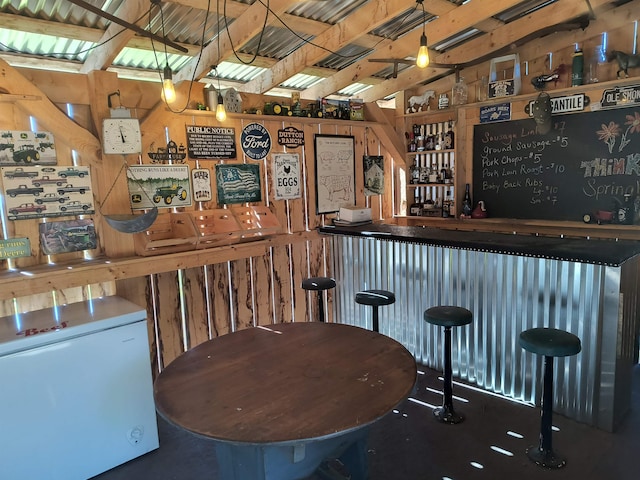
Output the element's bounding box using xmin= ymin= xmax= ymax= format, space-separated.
xmin=314 ymin=134 xmax=355 ymax=214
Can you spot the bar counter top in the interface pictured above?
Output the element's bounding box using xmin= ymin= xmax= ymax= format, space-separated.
xmin=319 ymin=223 xmax=640 ymax=266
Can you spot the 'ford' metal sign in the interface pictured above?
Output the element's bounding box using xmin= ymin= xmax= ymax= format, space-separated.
xmin=241 ymin=123 xmax=272 ymax=160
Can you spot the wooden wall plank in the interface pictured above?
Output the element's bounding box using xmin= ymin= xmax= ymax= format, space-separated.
xmin=154 ymin=271 xmax=184 ymax=367
xmin=271 ymin=243 xmax=293 ymax=323
xmin=208 ymin=262 xmax=232 ymax=337
xmin=183 ymin=266 xmax=210 ymax=348
xmin=230 ymin=258 xmax=254 ymax=331
xmin=291 ymin=240 xmax=309 ymax=322
xmin=252 ymin=249 xmax=274 ymax=326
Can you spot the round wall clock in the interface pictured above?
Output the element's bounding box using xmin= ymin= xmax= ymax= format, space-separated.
xmin=102 ymin=118 xmax=142 ymax=154
xmin=223 ymin=88 xmax=242 ymax=113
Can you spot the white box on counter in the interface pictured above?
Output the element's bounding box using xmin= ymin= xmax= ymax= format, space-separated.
xmin=339 ymin=206 xmax=372 ymax=223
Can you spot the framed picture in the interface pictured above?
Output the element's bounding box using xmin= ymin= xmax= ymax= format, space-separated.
xmin=39 ymin=219 xmax=97 ymax=255
xmin=215 ymin=163 xmax=261 ymax=205
xmin=363 ymin=155 xmax=385 ymax=196
xmin=314 ymin=134 xmax=355 ymax=214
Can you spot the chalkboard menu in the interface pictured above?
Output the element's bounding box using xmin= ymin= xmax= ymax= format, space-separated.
xmin=472 ymin=106 xmax=640 ymax=221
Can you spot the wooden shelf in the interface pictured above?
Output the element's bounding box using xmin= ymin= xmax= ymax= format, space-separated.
xmin=180 ymin=109 xmax=377 ymax=127
xmin=0 ymin=230 xmax=321 ymax=302
xmin=407 ymin=149 xmax=455 ymax=155
xmin=407 ymin=182 xmax=455 ymax=188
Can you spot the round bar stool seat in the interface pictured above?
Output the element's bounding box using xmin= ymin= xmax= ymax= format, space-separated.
xmin=302 ymin=277 xmax=336 ymax=322
xmin=355 ymin=290 xmax=395 ymax=333
xmin=424 ymin=306 xmax=472 ymax=424
xmin=519 ymin=327 xmax=581 ymax=469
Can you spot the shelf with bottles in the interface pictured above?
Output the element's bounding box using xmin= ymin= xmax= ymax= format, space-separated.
xmin=405 ymin=119 xmax=456 ymax=219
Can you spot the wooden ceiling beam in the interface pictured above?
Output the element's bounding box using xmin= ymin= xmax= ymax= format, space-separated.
xmin=174 ymin=0 xmax=295 ymax=83
xmin=359 ymin=0 xmax=620 ymax=103
xmin=80 ymin=0 xmax=150 ymax=74
xmin=240 ymin=0 xmax=417 ymax=94
xmin=301 ymin=0 xmax=525 ymax=100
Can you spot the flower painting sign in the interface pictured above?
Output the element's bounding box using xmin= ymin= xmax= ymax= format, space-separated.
xmin=596 ymin=111 xmax=640 ymax=153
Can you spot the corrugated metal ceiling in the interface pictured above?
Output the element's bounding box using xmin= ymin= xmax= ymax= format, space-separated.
xmin=0 ymin=0 xmax=579 ymax=99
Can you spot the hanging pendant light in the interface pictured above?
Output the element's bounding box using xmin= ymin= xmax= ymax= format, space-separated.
xmin=214 ymin=65 xmax=227 ymax=121
xmin=162 ymin=64 xmax=177 ymax=103
xmin=416 ymin=0 xmax=430 ymax=69
xmin=216 ymin=92 xmax=227 ymax=121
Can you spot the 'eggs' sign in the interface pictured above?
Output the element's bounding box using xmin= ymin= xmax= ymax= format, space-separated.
xmin=241 ymin=123 xmax=272 ymax=160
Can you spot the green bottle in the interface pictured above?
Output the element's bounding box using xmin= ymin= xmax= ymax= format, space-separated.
xmin=572 ymin=44 xmax=583 ymax=86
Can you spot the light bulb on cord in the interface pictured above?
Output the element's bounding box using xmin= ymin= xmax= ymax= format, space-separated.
xmin=162 ymin=65 xmax=177 ymax=103
xmin=416 ymin=32 xmax=430 ymax=68
xmin=216 ymin=92 xmax=227 ymax=121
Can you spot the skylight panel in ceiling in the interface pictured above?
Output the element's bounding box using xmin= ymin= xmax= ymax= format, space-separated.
xmin=0 ymin=29 xmax=92 ymax=61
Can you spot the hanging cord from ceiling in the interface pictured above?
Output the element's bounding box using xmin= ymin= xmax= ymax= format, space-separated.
xmin=221 ymin=0 xmax=418 ymax=67
xmin=224 ymin=0 xmax=270 ymax=65
xmin=149 ymin=0 xmax=212 ymax=114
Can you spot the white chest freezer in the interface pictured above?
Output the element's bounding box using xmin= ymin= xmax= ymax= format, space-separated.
xmin=0 ymin=296 xmax=159 ymax=480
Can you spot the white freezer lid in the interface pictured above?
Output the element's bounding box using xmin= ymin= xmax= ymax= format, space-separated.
xmin=0 ymin=296 xmax=147 ymax=356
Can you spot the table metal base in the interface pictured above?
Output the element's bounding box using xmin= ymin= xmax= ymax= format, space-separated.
xmin=214 ymin=427 xmax=370 ymax=480
xmin=525 ymin=445 xmax=567 ymax=469
xmin=433 ymin=405 xmax=464 ymax=424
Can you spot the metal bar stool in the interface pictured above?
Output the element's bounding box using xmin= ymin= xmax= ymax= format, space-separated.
xmin=519 ymin=327 xmax=581 ymax=469
xmin=423 ymin=306 xmax=473 ymax=424
xmin=355 ymin=290 xmax=395 ymax=333
xmin=302 ymin=277 xmax=336 ymax=322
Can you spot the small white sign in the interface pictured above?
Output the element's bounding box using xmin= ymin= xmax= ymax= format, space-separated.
xmin=191 ymin=168 xmax=212 ymax=202
xmin=273 ymin=153 xmax=301 ymax=200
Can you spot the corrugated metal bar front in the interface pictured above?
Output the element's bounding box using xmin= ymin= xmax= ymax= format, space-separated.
xmin=330 ymin=234 xmax=625 ymax=430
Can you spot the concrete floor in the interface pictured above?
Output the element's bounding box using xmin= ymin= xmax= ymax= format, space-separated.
xmin=93 ymin=365 xmax=639 ymax=480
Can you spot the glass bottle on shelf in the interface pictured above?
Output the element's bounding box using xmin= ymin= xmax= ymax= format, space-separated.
xmin=409 ymin=189 xmax=422 ymax=216
xmin=462 ymin=183 xmax=473 ymax=217
xmin=408 ymin=132 xmax=416 ymax=152
xmin=419 ymin=161 xmax=429 ymax=184
xmin=440 ymin=162 xmax=449 ymax=184
xmin=423 ymin=190 xmax=434 ymax=215
xmin=410 ymin=159 xmax=420 ymax=184
xmin=441 ymin=190 xmax=451 ymax=218
xmin=429 ymin=159 xmax=439 ymax=183
xmin=425 ymin=126 xmax=435 ymax=151
xmin=451 ymin=71 xmax=468 ymax=106
xmin=444 ymin=121 xmax=455 ymax=150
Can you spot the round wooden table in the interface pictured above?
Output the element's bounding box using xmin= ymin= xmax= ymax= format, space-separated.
xmin=154 ymin=322 xmax=417 ymax=480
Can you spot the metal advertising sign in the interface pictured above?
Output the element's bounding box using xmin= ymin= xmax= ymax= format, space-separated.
xmin=598 ymin=84 xmax=640 ymax=109
xmin=215 ymin=163 xmax=262 ymax=204
xmin=277 ymin=126 xmax=305 ymax=148
xmin=0 ymin=237 xmax=31 ymax=259
xmin=241 ymin=123 xmax=272 ymax=160
xmin=526 ymin=93 xmax=588 ymax=116
xmin=273 ymin=153 xmax=301 ymax=200
xmin=480 ymin=103 xmax=511 ymax=123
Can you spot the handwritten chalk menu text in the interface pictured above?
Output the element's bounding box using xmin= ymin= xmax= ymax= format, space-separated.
xmin=472 ymin=106 xmax=640 ymax=221
xmin=186 ymin=125 xmax=236 ymax=160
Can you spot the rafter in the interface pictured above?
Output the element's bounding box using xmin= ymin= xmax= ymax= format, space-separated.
xmin=301 ymin=0 xmax=527 ymax=100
